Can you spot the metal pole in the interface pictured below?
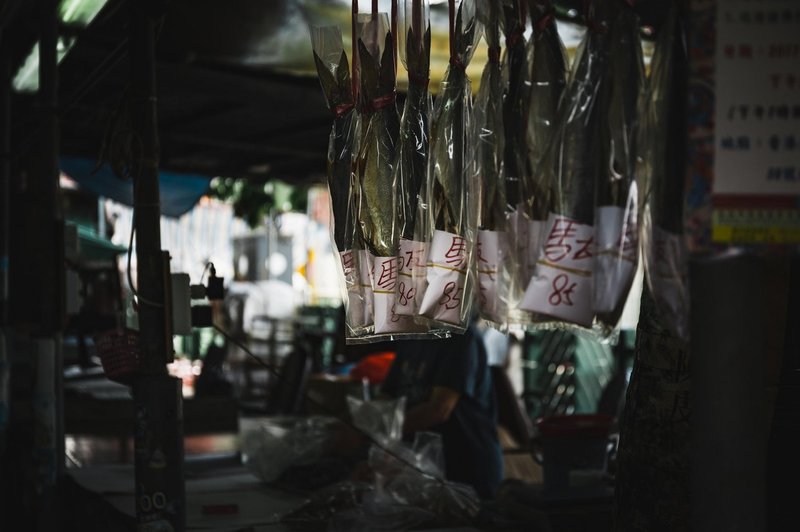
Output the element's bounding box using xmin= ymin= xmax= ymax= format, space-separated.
xmin=0 ymin=43 xmax=9 ymax=328
xmin=30 ymin=0 xmax=64 ymax=529
xmin=129 ymin=1 xmax=185 ymax=529
xmin=0 ymin=36 xmax=11 ymax=526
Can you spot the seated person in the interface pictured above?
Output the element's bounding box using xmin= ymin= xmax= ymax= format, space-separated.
xmin=380 ymin=321 xmax=504 ymax=499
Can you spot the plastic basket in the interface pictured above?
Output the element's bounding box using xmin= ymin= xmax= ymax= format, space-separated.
xmin=94 ymin=328 xmax=141 ymax=384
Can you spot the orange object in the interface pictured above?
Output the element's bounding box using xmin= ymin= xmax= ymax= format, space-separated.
xmin=350 ymin=351 xmax=396 ymax=384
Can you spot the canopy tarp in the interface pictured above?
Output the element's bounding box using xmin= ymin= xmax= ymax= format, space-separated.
xmin=60 ymin=156 xmax=212 ymax=217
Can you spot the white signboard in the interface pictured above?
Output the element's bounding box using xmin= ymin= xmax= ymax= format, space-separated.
xmin=714 ymin=0 xmax=800 ymax=196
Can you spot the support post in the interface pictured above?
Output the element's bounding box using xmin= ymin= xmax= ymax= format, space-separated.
xmin=129 ymin=2 xmax=185 ymax=529
xmin=0 ymin=38 xmax=11 ymax=526
xmin=0 ymin=42 xmax=9 ymax=328
xmin=27 ymin=0 xmax=65 ymax=529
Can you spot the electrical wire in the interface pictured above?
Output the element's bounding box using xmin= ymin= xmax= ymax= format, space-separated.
xmin=200 ymin=261 xmax=216 ymax=284
xmin=212 ymin=323 xmax=446 ymax=485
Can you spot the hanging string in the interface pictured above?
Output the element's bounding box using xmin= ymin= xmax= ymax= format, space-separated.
xmin=448 ymin=0 xmax=465 ymax=70
xmin=506 ymin=0 xmax=525 ymax=47
xmin=351 ymin=0 xmax=359 ymax=102
xmin=583 ymin=0 xmax=608 ymax=34
xmin=412 ymin=0 xmax=422 ymax=52
xmin=534 ymin=3 xmax=556 ymax=35
xmin=448 ymin=0 xmax=455 ymax=61
xmin=391 ymin=0 xmax=398 ymax=76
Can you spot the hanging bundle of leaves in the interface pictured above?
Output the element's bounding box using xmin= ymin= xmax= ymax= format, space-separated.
xmin=355 ymin=15 xmax=401 ymax=257
xmin=396 ymin=1 xmax=432 ymax=240
xmin=523 ymin=0 xmax=567 ymax=219
xmin=312 ymin=26 xmax=357 ymax=251
xmin=428 ymin=0 xmax=480 ymax=235
xmin=501 ymin=0 xmax=530 ymax=211
xmin=474 ymin=0 xmax=505 ymax=231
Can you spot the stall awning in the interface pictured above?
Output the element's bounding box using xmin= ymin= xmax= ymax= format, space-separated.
xmin=60 ymin=156 xmax=212 ymax=217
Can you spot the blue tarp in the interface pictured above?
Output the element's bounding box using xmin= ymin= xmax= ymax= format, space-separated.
xmin=60 ymin=157 xmax=212 ymax=217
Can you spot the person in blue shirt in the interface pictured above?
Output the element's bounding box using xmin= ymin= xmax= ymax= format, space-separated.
xmin=380 ymin=322 xmax=504 ymax=499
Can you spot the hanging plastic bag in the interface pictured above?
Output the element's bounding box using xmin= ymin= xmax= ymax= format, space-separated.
xmin=473 ymin=0 xmax=511 ymax=326
xmin=392 ymin=1 xmax=433 ymax=333
xmin=498 ymin=0 xmax=535 ymax=326
xmin=641 ymin=6 xmax=690 ymax=340
xmin=519 ymin=0 xmax=616 ymax=329
xmin=593 ymin=0 xmax=645 ymax=333
xmin=509 ymin=0 xmax=567 ymax=327
xmin=353 ymin=10 xmax=403 ymax=337
xmin=418 ymin=0 xmax=481 ymax=331
xmin=311 ymin=26 xmax=372 ymax=337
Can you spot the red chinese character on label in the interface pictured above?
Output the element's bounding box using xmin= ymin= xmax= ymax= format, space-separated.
xmin=544 ymin=218 xmax=577 ymax=262
xmin=724 ymin=44 xmax=735 ymax=58
xmin=477 ymin=240 xmax=489 ymax=264
xmin=549 ymin=274 xmax=577 ymax=307
xmin=572 ymin=237 xmax=593 ymax=260
xmin=402 ymin=247 xmax=424 ymax=271
xmin=377 ymin=259 xmax=398 ymax=290
xmin=445 ymin=236 xmax=467 ymax=269
xmin=341 ymin=251 xmax=354 ymax=271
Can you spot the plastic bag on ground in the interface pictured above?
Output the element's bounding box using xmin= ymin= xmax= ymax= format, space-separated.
xmin=241 ymin=416 xmax=339 ymax=483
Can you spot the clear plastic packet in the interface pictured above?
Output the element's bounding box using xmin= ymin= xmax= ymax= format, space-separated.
xmin=592 ymin=1 xmax=645 ymax=334
xmin=641 ymin=6 xmax=689 ymax=341
xmin=353 ymin=12 xmax=403 ymax=338
xmin=499 ymin=0 xmax=534 ymax=325
xmin=241 ymin=416 xmax=339 ymax=483
xmin=518 ymin=0 xmax=616 ymax=329
xmin=311 ymin=26 xmax=373 ymax=338
xmin=346 ymin=395 xmax=406 ymax=443
xmin=391 ymin=1 xmax=432 ymax=334
xmin=417 ymin=0 xmax=482 ymax=332
xmin=508 ymin=0 xmax=567 ymax=327
xmin=473 ymin=0 xmax=512 ymax=326
xmin=367 ymin=432 xmax=480 ymax=521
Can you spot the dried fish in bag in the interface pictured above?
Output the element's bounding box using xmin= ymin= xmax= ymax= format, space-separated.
xmin=394 ymin=0 xmax=433 ymax=324
xmin=474 ymin=0 xmax=511 ymax=325
xmin=508 ymin=0 xmax=567 ymax=326
xmin=519 ymin=0 xmax=616 ymax=328
xmin=641 ymin=6 xmax=689 ymax=340
xmin=353 ymin=11 xmax=403 ymax=335
xmin=593 ymin=0 xmax=645 ymax=332
xmin=418 ymin=0 xmax=482 ymax=330
xmin=311 ymin=25 xmax=369 ymax=335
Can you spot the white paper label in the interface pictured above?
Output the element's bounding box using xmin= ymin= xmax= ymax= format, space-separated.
xmin=520 ymin=213 xmax=595 ymax=327
xmin=419 ymin=230 xmax=470 ymax=325
xmin=648 ymin=226 xmax=689 ymax=339
xmin=477 ymin=230 xmax=507 ymax=322
xmin=395 ymin=238 xmax=428 ymax=316
xmin=371 ymin=256 xmax=424 ymax=334
xmin=358 ymin=250 xmax=374 ymax=326
xmin=340 ymin=250 xmax=366 ymax=328
xmin=594 ymin=205 xmax=638 ymax=314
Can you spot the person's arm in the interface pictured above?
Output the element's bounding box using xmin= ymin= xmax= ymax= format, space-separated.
xmin=402 ymin=386 xmax=460 ymax=434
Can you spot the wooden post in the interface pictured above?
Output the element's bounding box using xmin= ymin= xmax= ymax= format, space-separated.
xmin=129 ymin=1 xmax=186 ymax=529
xmin=28 ymin=1 xmax=65 ymax=530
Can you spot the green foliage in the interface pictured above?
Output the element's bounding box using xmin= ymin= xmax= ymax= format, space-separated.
xmin=209 ymin=178 xmax=307 ymax=227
